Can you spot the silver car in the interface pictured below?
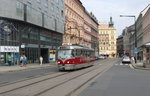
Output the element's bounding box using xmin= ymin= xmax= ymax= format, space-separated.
xmin=122 ymin=56 xmax=131 ymax=63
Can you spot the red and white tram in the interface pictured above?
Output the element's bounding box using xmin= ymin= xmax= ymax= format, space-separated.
xmin=57 ymin=45 xmax=95 ymax=71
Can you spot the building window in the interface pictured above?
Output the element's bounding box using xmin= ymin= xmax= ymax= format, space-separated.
xmin=61 ymin=10 xmax=64 ymax=17
xmin=38 ymin=7 xmax=41 ymax=11
xmin=37 ymin=0 xmax=41 ymax=3
xmin=16 ymin=1 xmax=23 ymax=16
xmin=56 ymin=0 xmax=59 ymax=4
xmin=57 ymin=7 xmax=59 ymax=15
xmin=51 ymin=4 xmax=54 ymax=12
xmin=45 ymin=0 xmax=48 ymax=7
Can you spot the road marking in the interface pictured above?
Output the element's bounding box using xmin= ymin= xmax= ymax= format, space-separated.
xmin=115 ymin=63 xmax=129 ymax=66
xmin=129 ymin=64 xmax=134 ymax=69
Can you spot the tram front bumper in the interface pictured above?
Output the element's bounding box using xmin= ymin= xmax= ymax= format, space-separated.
xmin=58 ymin=64 xmax=75 ymax=70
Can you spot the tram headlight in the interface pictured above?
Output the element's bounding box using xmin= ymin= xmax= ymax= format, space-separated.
xmin=67 ymin=61 xmax=70 ymax=64
xmin=58 ymin=61 xmax=60 ymax=64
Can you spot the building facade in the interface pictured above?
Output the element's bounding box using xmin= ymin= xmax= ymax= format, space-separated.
xmin=143 ymin=6 xmax=150 ymax=66
xmin=89 ymin=13 xmax=99 ymax=56
xmin=117 ymin=35 xmax=123 ymax=57
xmin=136 ymin=13 xmax=143 ymax=61
xmin=83 ymin=10 xmax=92 ymax=48
xmin=0 ymin=0 xmax=65 ymax=65
xmin=64 ymin=0 xmax=84 ymax=45
xmin=63 ymin=0 xmax=99 ymax=56
xmin=128 ymin=25 xmax=135 ymax=57
xmin=98 ymin=17 xmax=117 ymax=58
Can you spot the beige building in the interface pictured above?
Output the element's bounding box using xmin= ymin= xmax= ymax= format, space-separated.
xmin=63 ymin=0 xmax=84 ymax=45
xmin=143 ymin=5 xmax=150 ymax=66
xmin=63 ymin=0 xmax=99 ymax=51
xmin=98 ymin=17 xmax=117 ymax=58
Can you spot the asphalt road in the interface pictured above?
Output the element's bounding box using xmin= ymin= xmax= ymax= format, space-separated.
xmin=0 ymin=59 xmax=106 ymax=85
xmin=78 ymin=62 xmax=150 ymax=96
xmin=0 ymin=66 xmax=58 ymax=85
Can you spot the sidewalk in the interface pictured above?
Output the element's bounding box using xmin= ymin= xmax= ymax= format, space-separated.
xmin=132 ymin=61 xmax=150 ymax=70
xmin=0 ymin=62 xmax=57 ymax=73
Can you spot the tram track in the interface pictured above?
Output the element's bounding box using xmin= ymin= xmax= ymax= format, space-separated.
xmin=0 ymin=59 xmax=115 ymax=96
xmin=34 ymin=64 xmax=106 ymax=96
xmin=36 ymin=59 xmax=117 ymax=96
xmin=0 ymin=59 xmax=104 ymax=88
xmin=0 ymin=65 xmax=58 ymax=87
xmin=0 ymin=72 xmax=56 ymax=87
xmin=0 ymin=72 xmax=69 ymax=95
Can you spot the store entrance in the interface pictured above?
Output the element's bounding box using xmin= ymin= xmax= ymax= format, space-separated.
xmin=0 ymin=52 xmax=19 ymax=66
xmin=41 ymin=48 xmax=49 ymax=63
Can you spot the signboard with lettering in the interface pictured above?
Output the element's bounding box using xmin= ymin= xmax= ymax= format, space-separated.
xmin=0 ymin=46 xmax=19 ymax=52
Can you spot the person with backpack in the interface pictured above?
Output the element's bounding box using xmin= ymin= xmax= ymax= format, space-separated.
xmin=22 ymin=55 xmax=27 ymax=66
xmin=20 ymin=54 xmax=27 ymax=67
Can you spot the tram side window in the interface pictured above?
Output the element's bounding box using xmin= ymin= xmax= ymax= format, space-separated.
xmin=71 ymin=50 xmax=75 ymax=57
xmin=81 ymin=50 xmax=83 ymax=56
xmin=87 ymin=51 xmax=90 ymax=57
xmin=76 ymin=49 xmax=81 ymax=57
xmin=83 ymin=50 xmax=86 ymax=56
xmin=86 ymin=50 xmax=89 ymax=57
xmin=72 ymin=49 xmax=77 ymax=57
xmin=73 ymin=49 xmax=77 ymax=57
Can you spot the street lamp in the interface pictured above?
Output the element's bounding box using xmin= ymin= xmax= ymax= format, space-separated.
xmin=120 ymin=15 xmax=137 ymax=61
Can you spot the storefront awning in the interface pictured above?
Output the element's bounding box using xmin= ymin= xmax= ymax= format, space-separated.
xmin=144 ymin=43 xmax=150 ymax=47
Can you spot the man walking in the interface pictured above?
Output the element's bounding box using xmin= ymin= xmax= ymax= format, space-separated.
xmin=39 ymin=56 xmax=43 ymax=65
xmin=8 ymin=54 xmax=12 ymax=66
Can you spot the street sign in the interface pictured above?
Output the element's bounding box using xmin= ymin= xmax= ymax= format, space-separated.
xmin=134 ymin=48 xmax=138 ymax=53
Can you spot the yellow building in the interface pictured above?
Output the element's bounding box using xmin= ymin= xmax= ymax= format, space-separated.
xmin=98 ymin=17 xmax=117 ymax=58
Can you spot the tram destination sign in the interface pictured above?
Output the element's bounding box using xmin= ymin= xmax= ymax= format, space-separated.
xmin=0 ymin=46 xmax=19 ymax=52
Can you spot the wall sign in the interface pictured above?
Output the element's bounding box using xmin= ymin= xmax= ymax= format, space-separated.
xmin=0 ymin=46 xmax=19 ymax=52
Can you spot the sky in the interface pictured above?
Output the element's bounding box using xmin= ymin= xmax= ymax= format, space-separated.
xmin=80 ymin=0 xmax=150 ymax=37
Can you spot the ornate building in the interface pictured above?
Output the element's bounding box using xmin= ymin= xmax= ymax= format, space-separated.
xmin=98 ymin=17 xmax=117 ymax=58
xmin=64 ymin=0 xmax=99 ymax=54
xmin=64 ymin=0 xmax=84 ymax=45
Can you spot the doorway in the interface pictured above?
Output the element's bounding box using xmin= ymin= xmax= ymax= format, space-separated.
xmin=41 ymin=48 xmax=49 ymax=63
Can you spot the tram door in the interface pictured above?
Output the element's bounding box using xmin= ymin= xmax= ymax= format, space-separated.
xmin=41 ymin=48 xmax=49 ymax=63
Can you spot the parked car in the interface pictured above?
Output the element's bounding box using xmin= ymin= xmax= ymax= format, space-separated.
xmin=98 ymin=56 xmax=106 ymax=60
xmin=122 ymin=56 xmax=131 ymax=64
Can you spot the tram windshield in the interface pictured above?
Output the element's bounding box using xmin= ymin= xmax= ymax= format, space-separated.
xmin=58 ymin=50 xmax=72 ymax=59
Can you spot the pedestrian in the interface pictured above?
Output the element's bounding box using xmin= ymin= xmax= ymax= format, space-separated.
xmin=39 ymin=56 xmax=43 ymax=65
xmin=20 ymin=55 xmax=24 ymax=67
xmin=22 ymin=55 xmax=27 ymax=67
xmin=131 ymin=56 xmax=135 ymax=64
xmin=8 ymin=54 xmax=12 ymax=66
xmin=134 ymin=57 xmax=137 ymax=63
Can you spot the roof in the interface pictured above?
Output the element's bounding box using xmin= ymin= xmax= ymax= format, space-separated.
xmin=58 ymin=45 xmax=94 ymax=51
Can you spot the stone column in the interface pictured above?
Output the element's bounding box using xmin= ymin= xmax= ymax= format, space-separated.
xmin=143 ymin=48 xmax=147 ymax=67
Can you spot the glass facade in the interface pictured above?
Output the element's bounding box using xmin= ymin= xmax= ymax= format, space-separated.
xmin=0 ymin=18 xmax=63 ymax=65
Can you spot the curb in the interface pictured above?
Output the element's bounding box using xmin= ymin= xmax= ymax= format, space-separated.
xmin=131 ymin=64 xmax=150 ymax=71
xmin=0 ymin=64 xmax=57 ymax=73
